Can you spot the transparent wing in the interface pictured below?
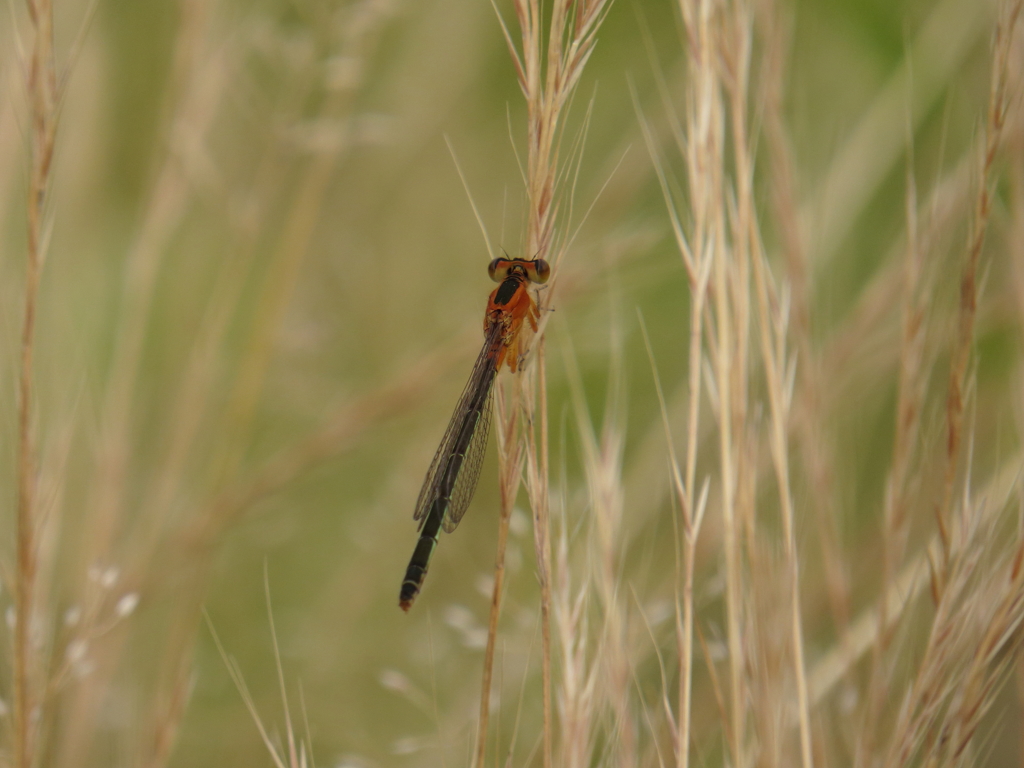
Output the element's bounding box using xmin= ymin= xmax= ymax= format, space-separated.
xmin=442 ymin=380 xmax=494 ymax=532
xmin=413 ymin=324 xmax=501 ymax=533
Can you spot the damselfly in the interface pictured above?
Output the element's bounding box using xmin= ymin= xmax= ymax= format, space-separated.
xmin=399 ymin=257 xmax=550 ymax=611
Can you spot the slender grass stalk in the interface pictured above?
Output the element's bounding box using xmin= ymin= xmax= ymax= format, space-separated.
xmin=16 ymin=1 xmax=59 ymax=765
xmin=537 ymin=346 xmax=552 ymax=768
xmin=749 ymin=176 xmax=814 ymax=768
xmin=85 ymin=0 xmax=211 ymax=572
xmin=674 ymin=207 xmax=710 ymax=768
xmin=475 ymin=387 xmax=521 ymax=768
xmin=858 ymin=124 xmax=929 ymax=768
xmin=571 ymin=328 xmax=631 ymax=767
xmin=633 ymin=44 xmax=715 ymax=763
xmin=205 ymin=576 xmax=313 ymax=768
xmin=675 ymin=1 xmax=749 ymax=763
xmin=523 ymin=340 xmax=553 ymax=768
xmin=881 ymin=479 xmax=1024 ymax=767
xmin=56 ymin=10 xmax=228 ymax=760
xmin=760 ymin=1 xmax=851 ymax=636
xmin=722 ymin=4 xmax=815 ymax=763
xmin=938 ymin=0 xmax=1022 ymax=559
xmin=486 ymin=1 xmax=611 ymax=765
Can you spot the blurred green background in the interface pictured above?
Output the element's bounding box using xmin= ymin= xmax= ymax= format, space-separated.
xmin=0 ymin=0 xmax=1020 ymax=765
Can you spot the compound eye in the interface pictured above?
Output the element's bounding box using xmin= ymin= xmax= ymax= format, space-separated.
xmin=488 ymin=258 xmax=508 ymax=282
xmin=530 ymin=259 xmax=551 ymax=284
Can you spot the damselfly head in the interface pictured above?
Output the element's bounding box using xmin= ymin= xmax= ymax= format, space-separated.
xmin=488 ymin=257 xmax=550 ymax=284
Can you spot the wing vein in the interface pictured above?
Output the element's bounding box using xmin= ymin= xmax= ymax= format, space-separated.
xmin=413 ymin=323 xmax=502 ymax=533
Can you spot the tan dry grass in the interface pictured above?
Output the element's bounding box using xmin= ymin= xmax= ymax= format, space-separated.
xmin=15 ymin=1 xmax=59 ymax=765
xmin=478 ymin=3 xmax=614 ymax=767
xmin=4 ymin=0 xmax=1024 ymax=765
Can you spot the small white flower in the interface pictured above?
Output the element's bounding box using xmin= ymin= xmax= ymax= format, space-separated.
xmin=65 ymin=639 xmax=88 ymax=663
xmin=101 ymin=567 xmax=119 ymax=589
xmin=115 ymin=593 xmax=139 ymax=618
xmin=475 ymin=574 xmax=494 ymax=598
xmin=463 ymin=628 xmax=487 ymax=650
xmin=64 ymin=606 xmax=82 ymax=627
xmin=391 ymin=737 xmax=422 ymax=756
xmin=509 ymin=507 xmax=529 ymax=537
xmin=645 ymin=599 xmax=673 ymax=627
xmin=443 ymin=604 xmax=475 ymax=632
xmin=378 ymin=669 xmax=410 ymax=693
xmin=708 ymin=641 xmax=728 ymax=661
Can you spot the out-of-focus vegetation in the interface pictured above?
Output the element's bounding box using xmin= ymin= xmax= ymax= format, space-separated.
xmin=1 ymin=0 xmax=1022 ymax=765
